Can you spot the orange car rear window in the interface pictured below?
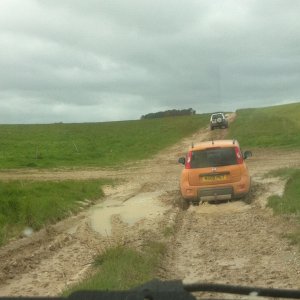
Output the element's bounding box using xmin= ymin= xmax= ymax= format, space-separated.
xmin=191 ymin=147 xmax=238 ymax=168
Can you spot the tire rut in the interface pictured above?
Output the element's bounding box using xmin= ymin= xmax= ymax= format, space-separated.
xmin=162 ymin=176 xmax=300 ymax=298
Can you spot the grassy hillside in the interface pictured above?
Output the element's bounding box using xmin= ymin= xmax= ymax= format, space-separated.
xmin=0 ymin=115 xmax=208 ymax=169
xmin=227 ymin=102 xmax=300 ymax=148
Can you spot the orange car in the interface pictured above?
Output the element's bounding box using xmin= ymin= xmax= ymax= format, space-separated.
xmin=178 ymin=139 xmax=252 ymax=205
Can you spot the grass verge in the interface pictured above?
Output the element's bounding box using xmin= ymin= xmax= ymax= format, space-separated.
xmin=0 ymin=114 xmax=209 ymax=169
xmin=227 ymin=102 xmax=300 ymax=148
xmin=266 ymin=168 xmax=298 ymax=179
xmin=0 ymin=179 xmax=111 ymax=245
xmin=267 ymin=169 xmax=300 ymax=246
xmin=64 ymin=241 xmax=166 ymax=295
xmin=267 ymin=169 xmax=300 ymax=215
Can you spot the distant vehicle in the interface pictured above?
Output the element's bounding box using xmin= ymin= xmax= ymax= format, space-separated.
xmin=210 ymin=112 xmax=228 ymax=130
xmin=178 ymin=139 xmax=252 ymax=207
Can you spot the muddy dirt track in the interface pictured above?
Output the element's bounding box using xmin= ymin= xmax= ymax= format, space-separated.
xmin=0 ymin=120 xmax=300 ymax=297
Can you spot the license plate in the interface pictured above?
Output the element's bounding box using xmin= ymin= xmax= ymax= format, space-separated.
xmin=202 ymin=175 xmax=227 ymax=182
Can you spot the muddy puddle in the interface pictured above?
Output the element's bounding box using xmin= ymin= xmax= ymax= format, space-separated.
xmin=89 ymin=191 xmax=168 ymax=235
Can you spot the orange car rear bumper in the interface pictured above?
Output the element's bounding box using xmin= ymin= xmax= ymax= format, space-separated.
xmin=180 ymin=177 xmax=250 ymax=201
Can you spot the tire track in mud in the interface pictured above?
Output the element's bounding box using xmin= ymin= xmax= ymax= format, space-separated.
xmin=164 ymin=202 xmax=300 ymax=287
xmin=161 ymin=168 xmax=300 ymax=299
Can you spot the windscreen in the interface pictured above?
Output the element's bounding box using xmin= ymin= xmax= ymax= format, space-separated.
xmin=190 ymin=147 xmax=237 ymax=168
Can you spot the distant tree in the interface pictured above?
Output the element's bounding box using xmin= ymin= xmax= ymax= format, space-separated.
xmin=141 ymin=108 xmax=196 ymax=119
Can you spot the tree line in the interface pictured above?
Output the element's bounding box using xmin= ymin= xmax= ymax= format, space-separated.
xmin=141 ymin=108 xmax=196 ymax=119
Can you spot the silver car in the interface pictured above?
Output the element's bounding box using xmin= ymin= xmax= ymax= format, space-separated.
xmin=210 ymin=112 xmax=228 ymax=130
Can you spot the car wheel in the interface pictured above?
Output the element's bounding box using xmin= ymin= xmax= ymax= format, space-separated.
xmin=243 ymin=180 xmax=252 ymax=204
xmin=210 ymin=126 xmax=214 ymax=130
xmin=180 ymin=198 xmax=190 ymax=210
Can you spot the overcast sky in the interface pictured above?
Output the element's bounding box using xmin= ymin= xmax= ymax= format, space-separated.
xmin=0 ymin=0 xmax=300 ymax=124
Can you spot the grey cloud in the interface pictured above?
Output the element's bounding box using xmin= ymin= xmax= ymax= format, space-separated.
xmin=0 ymin=0 xmax=300 ymax=123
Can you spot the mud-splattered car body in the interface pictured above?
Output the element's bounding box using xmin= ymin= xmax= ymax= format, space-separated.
xmin=178 ymin=140 xmax=252 ymax=205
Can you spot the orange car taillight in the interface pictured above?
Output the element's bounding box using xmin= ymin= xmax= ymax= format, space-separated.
xmin=185 ymin=151 xmax=192 ymax=169
xmin=235 ymin=147 xmax=243 ymax=164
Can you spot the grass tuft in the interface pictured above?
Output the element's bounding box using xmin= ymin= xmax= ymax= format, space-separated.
xmin=267 ymin=169 xmax=300 ymax=247
xmin=266 ymin=168 xmax=298 ymax=179
xmin=283 ymin=231 xmax=300 ymax=246
xmin=64 ymin=241 xmax=166 ymax=295
xmin=163 ymin=226 xmax=175 ymax=237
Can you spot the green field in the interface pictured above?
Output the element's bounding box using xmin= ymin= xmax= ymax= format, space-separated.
xmin=0 ymin=115 xmax=209 ymax=169
xmin=228 ymin=102 xmax=300 ymax=148
xmin=0 ymin=179 xmax=110 ymax=245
